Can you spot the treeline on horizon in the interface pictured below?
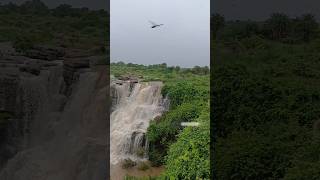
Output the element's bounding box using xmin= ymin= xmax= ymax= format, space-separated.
xmin=0 ymin=0 xmax=108 ymax=15
xmin=212 ymin=12 xmax=319 ymax=43
xmin=212 ymin=12 xmax=320 ymax=179
xmin=111 ymin=61 xmax=210 ymax=76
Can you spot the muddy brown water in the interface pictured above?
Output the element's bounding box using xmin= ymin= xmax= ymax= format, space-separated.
xmin=111 ymin=162 xmax=164 ymax=180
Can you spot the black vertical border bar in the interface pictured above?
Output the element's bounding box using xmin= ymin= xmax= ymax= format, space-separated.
xmin=106 ymin=0 xmax=110 ymax=179
xmin=210 ymin=1 xmax=215 ymax=180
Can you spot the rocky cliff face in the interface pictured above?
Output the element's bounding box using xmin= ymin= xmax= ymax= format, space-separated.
xmin=0 ymin=42 xmax=109 ymax=180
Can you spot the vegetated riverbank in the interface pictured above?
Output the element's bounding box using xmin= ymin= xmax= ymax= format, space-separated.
xmin=111 ymin=62 xmax=210 ymax=179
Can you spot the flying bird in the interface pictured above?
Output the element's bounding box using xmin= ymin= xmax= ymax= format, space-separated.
xmin=149 ymin=20 xmax=163 ymax=28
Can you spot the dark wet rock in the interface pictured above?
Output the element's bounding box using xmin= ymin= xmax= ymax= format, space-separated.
xmin=1 ymin=55 xmax=28 ymax=62
xmin=118 ymin=75 xmax=139 ymax=83
xmin=0 ymin=42 xmax=108 ymax=179
xmin=130 ymin=79 xmax=139 ymax=83
xmin=0 ymin=57 xmax=108 ymax=180
xmin=0 ymin=76 xmax=19 ymax=113
xmin=23 ymin=45 xmax=65 ymax=61
xmin=19 ymin=63 xmax=41 ymax=76
xmin=115 ymin=81 xmax=123 ymax=85
xmin=63 ymin=57 xmax=90 ymax=69
xmin=0 ymin=42 xmax=16 ymax=55
xmin=63 ymin=48 xmax=91 ymax=58
xmin=89 ymin=55 xmax=108 ymax=66
xmin=128 ymin=131 xmax=147 ymax=154
xmin=62 ymin=57 xmax=90 ymax=96
xmin=153 ymin=115 xmax=162 ymax=124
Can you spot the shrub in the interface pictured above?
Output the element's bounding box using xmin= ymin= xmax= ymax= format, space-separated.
xmin=13 ymin=35 xmax=34 ymax=53
xmin=147 ymin=102 xmax=203 ymax=166
xmin=135 ymin=147 xmax=145 ymax=158
xmin=137 ymin=161 xmax=150 ymax=171
xmin=121 ymin=158 xmax=136 ymax=169
xmin=165 ymin=108 xmax=210 ymax=179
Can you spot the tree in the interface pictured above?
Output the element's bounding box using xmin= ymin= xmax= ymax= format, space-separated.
xmin=211 ymin=13 xmax=225 ymax=38
xmin=295 ymin=14 xmax=318 ymax=42
xmin=160 ymin=63 xmax=167 ymax=68
xmin=19 ymin=0 xmax=49 ymax=15
xmin=244 ymin=21 xmax=260 ymax=38
xmin=175 ymin=66 xmax=181 ymax=72
xmin=265 ymin=13 xmax=291 ymax=40
xmin=52 ymin=4 xmax=73 ymax=17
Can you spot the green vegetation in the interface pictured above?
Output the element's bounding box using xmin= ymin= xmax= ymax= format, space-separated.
xmin=111 ymin=63 xmax=210 ymax=179
xmin=0 ymin=0 xmax=108 ymax=50
xmin=122 ymin=158 xmax=137 ymax=169
xmin=148 ymin=102 xmax=204 ymax=166
xmin=137 ymin=162 xmax=150 ymax=171
xmin=165 ymin=106 xmax=210 ymax=179
xmin=213 ymin=13 xmax=320 ymax=179
xmin=136 ymin=147 xmax=146 ymax=158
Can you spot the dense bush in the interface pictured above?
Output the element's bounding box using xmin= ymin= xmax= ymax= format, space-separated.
xmin=213 ymin=14 xmax=320 ymax=179
xmin=121 ymin=158 xmax=137 ymax=169
xmin=13 ymin=35 xmax=34 ymax=52
xmin=147 ymin=102 xmax=203 ymax=166
xmin=162 ymin=82 xmax=209 ymax=109
xmin=165 ymin=107 xmax=210 ymax=179
xmin=284 ymin=142 xmax=320 ymax=180
xmin=137 ymin=162 xmax=150 ymax=171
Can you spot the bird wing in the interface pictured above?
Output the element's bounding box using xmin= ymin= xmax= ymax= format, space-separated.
xmin=148 ymin=20 xmax=158 ymax=26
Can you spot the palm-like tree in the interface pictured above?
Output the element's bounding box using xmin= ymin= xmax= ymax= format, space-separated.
xmin=265 ymin=13 xmax=290 ymax=40
xmin=298 ymin=14 xmax=318 ymax=42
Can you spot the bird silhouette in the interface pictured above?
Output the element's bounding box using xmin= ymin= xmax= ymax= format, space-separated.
xmin=149 ymin=20 xmax=163 ymax=28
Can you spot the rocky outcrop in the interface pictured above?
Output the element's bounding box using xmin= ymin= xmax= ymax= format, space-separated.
xmin=117 ymin=75 xmax=139 ymax=82
xmin=0 ymin=76 xmax=19 ymax=113
xmin=62 ymin=57 xmax=90 ymax=96
xmin=19 ymin=63 xmax=41 ymax=75
xmin=24 ymin=45 xmax=65 ymax=61
xmin=0 ymin=42 xmax=109 ymax=180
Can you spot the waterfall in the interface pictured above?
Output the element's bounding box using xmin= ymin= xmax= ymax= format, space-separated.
xmin=110 ymin=80 xmax=166 ymax=164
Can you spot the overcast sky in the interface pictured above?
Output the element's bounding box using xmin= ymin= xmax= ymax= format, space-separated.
xmin=111 ymin=0 xmax=210 ymax=68
xmin=212 ymin=0 xmax=320 ymax=21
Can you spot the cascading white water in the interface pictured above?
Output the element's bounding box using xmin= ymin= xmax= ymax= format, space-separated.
xmin=110 ymin=80 xmax=166 ymax=164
